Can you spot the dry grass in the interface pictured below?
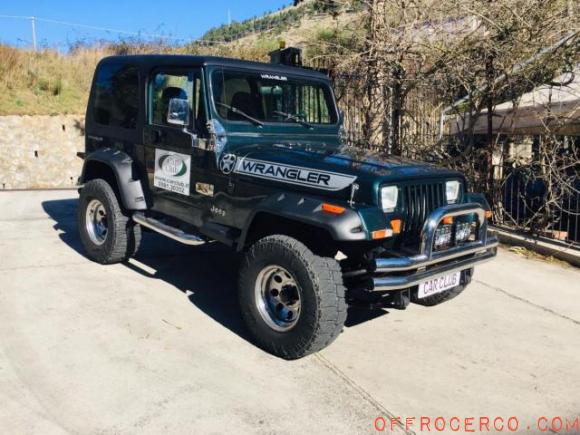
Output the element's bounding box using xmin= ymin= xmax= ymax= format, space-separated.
xmin=507 ymin=245 xmax=573 ymax=267
xmin=0 ymin=40 xmax=277 ymax=116
xmin=0 ymin=1 xmax=341 ymax=116
xmin=0 ymin=45 xmax=108 ymax=115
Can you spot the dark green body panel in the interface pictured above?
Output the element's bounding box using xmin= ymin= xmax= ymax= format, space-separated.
xmin=82 ymin=54 xmax=468 ymax=247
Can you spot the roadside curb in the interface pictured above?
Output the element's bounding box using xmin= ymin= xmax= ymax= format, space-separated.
xmin=492 ymin=227 xmax=580 ymax=267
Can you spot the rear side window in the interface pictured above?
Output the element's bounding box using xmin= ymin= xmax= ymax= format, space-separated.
xmin=93 ymin=63 xmax=139 ymax=129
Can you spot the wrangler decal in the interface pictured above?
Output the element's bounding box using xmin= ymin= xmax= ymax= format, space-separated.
xmin=234 ymin=158 xmax=356 ymax=191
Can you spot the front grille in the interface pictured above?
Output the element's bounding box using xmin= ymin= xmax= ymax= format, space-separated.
xmin=400 ymin=182 xmax=447 ymax=241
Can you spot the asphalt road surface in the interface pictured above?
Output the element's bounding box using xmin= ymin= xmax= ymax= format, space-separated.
xmin=1 ymin=190 xmax=579 ymax=435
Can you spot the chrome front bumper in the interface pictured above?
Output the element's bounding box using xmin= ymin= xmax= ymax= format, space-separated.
xmin=349 ymin=203 xmax=498 ymax=292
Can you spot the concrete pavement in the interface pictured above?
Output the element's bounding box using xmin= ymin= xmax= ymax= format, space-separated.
xmin=1 ymin=190 xmax=579 ymax=435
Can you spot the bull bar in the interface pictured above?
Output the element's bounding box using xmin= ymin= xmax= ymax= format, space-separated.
xmin=363 ymin=203 xmax=498 ymax=291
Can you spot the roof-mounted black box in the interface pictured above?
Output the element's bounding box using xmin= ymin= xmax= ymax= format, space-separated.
xmin=269 ymin=46 xmax=303 ymax=67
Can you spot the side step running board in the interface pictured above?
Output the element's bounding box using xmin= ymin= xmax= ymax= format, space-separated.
xmin=133 ymin=212 xmax=206 ymax=246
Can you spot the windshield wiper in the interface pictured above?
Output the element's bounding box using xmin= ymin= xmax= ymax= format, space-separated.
xmin=215 ymin=102 xmax=263 ymax=127
xmin=273 ymin=110 xmax=314 ymax=129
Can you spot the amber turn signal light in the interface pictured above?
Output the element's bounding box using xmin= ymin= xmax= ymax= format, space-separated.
xmin=390 ymin=219 xmax=402 ymax=234
xmin=372 ymin=229 xmax=394 ymax=240
xmin=442 ymin=216 xmax=454 ymax=225
xmin=485 ymin=210 xmax=493 ymax=219
xmin=321 ymin=203 xmax=346 ymax=215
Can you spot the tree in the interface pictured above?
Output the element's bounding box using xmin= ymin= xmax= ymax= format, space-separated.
xmin=308 ymin=0 xmax=578 ymax=239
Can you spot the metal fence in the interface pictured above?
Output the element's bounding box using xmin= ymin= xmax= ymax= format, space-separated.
xmin=312 ymin=61 xmax=444 ymax=153
xmin=307 ymin=60 xmax=373 ymax=149
xmin=495 ymin=164 xmax=579 ymax=246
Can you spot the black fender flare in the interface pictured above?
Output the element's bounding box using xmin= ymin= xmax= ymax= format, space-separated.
xmin=80 ymin=148 xmax=147 ymax=211
xmin=237 ymin=193 xmax=367 ymax=251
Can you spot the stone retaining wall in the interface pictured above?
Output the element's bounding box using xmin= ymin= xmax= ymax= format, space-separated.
xmin=0 ymin=115 xmax=85 ymax=189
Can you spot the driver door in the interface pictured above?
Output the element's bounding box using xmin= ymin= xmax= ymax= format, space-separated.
xmin=142 ymin=68 xmax=208 ymax=225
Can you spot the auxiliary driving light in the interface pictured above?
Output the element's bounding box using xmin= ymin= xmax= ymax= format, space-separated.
xmin=455 ymin=222 xmax=476 ymax=242
xmin=434 ymin=225 xmax=453 ymax=250
xmin=435 ymin=218 xmax=477 ymax=250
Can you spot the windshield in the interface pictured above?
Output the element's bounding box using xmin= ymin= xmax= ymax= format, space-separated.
xmin=210 ymin=68 xmax=338 ymax=126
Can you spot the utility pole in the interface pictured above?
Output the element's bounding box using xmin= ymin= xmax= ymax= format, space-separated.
xmin=227 ymin=9 xmax=231 ymax=25
xmin=30 ymin=16 xmax=37 ymax=51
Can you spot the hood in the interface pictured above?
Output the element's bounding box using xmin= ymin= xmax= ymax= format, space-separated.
xmin=231 ymin=143 xmax=462 ymax=181
xmin=228 ymin=143 xmax=464 ymax=203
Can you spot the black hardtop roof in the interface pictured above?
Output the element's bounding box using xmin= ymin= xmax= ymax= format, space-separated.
xmin=98 ymin=54 xmax=329 ymax=80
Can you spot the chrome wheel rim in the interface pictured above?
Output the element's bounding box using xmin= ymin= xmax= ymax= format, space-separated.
xmin=255 ymin=265 xmax=301 ymax=332
xmin=85 ymin=199 xmax=108 ymax=245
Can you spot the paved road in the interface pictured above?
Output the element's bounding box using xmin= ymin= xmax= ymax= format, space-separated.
xmin=1 ymin=190 xmax=579 ymax=435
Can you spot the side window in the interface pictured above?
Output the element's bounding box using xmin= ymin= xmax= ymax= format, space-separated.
xmin=93 ymin=64 xmax=139 ymax=129
xmin=149 ymin=70 xmax=206 ymax=130
xmin=298 ymin=86 xmax=332 ymax=124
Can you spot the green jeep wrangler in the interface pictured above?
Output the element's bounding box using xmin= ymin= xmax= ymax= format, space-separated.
xmin=78 ymin=53 xmax=497 ymax=359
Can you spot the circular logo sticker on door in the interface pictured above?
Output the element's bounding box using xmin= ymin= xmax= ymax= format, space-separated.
xmin=219 ymin=154 xmax=237 ymax=174
xmin=159 ymin=154 xmax=188 ymax=177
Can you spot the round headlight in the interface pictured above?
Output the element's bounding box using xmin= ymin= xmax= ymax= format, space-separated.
xmin=446 ymin=180 xmax=460 ymax=204
xmin=381 ymin=186 xmax=398 ymax=212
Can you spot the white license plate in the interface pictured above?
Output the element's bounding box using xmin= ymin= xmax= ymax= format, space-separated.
xmin=417 ymin=271 xmax=461 ymax=299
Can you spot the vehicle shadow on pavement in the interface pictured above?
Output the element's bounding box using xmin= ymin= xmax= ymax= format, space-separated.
xmin=42 ymin=198 xmax=86 ymax=255
xmin=127 ymin=238 xmax=249 ymax=341
xmin=42 ymin=198 xmax=251 ymax=342
xmin=42 ymin=199 xmax=389 ymax=346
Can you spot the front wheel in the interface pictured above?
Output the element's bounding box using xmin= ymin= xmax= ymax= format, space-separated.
xmin=238 ymin=235 xmax=347 ymax=359
xmin=78 ymin=179 xmax=141 ymax=264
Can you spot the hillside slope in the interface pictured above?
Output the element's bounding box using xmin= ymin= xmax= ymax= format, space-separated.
xmin=201 ymin=0 xmax=360 ymax=48
xmin=0 ymin=2 xmax=360 ymax=116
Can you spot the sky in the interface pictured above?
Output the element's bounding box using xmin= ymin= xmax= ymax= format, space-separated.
xmin=0 ymin=0 xmax=289 ymax=50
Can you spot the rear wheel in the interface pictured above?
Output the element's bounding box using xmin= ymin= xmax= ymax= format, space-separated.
xmin=238 ymin=235 xmax=347 ymax=359
xmin=78 ymin=179 xmax=141 ymax=264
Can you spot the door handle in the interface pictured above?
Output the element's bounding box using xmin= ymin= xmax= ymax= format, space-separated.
xmin=153 ymin=128 xmax=164 ymax=141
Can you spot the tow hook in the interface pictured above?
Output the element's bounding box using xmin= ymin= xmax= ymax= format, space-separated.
xmin=384 ymin=289 xmax=411 ymax=310
xmin=347 ymin=287 xmax=412 ymax=310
